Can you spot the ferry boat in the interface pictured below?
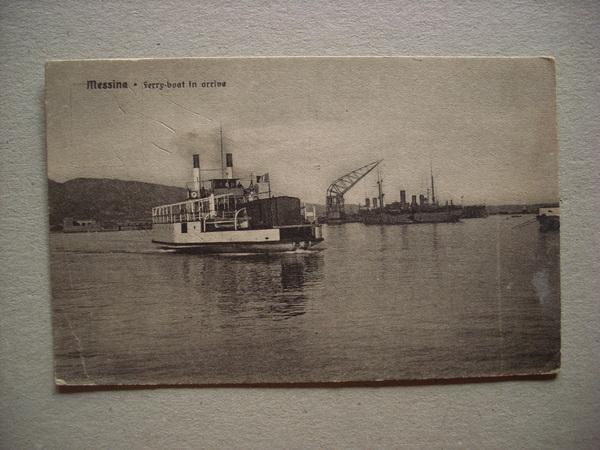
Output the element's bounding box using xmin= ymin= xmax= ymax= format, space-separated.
xmin=151 ymin=153 xmax=323 ymax=253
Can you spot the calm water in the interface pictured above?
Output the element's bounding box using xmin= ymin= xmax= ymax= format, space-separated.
xmin=50 ymin=216 xmax=560 ymax=385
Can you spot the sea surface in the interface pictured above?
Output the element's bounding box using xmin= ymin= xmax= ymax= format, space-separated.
xmin=50 ymin=215 xmax=560 ymax=385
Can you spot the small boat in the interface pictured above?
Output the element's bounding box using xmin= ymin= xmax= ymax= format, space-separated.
xmin=536 ymin=207 xmax=560 ymax=232
xmin=62 ymin=218 xmax=102 ymax=233
xmin=151 ymin=153 xmax=323 ymax=253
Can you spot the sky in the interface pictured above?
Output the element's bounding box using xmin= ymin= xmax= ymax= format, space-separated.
xmin=46 ymin=57 xmax=559 ymax=206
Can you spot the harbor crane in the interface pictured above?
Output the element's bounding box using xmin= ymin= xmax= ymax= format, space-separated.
xmin=326 ymin=159 xmax=383 ymax=224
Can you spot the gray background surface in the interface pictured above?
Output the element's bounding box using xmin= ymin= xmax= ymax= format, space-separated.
xmin=1 ymin=1 xmax=598 ymax=448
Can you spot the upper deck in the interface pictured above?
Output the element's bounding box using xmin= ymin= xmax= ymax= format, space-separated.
xmin=152 ymin=192 xmax=246 ymax=225
xmin=152 ymin=152 xmax=299 ymax=227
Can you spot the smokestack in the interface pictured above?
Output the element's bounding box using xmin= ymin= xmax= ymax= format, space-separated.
xmin=365 ymin=198 xmax=371 ymax=208
xmin=226 ymin=153 xmax=233 ymax=179
xmin=372 ymin=197 xmax=378 ymax=209
xmin=419 ymin=194 xmax=425 ymax=206
xmin=192 ymin=154 xmax=200 ymax=196
xmin=400 ymin=190 xmax=406 ymax=207
xmin=411 ymin=195 xmax=417 ymax=206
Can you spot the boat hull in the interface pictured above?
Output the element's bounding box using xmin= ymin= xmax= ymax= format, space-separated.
xmin=536 ymin=215 xmax=560 ymax=232
xmin=536 ymin=207 xmax=560 ymax=232
xmin=413 ymin=210 xmax=462 ymax=223
xmin=152 ymin=239 xmax=322 ymax=253
xmin=361 ymin=209 xmax=462 ymax=225
xmin=152 ymin=222 xmax=323 ymax=253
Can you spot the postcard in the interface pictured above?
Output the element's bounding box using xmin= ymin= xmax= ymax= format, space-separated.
xmin=46 ymin=57 xmax=559 ymax=385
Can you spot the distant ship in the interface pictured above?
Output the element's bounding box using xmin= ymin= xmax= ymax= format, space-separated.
xmin=536 ymin=207 xmax=560 ymax=232
xmin=359 ymin=164 xmax=465 ymax=225
xmin=151 ymin=152 xmax=323 ymax=253
xmin=62 ymin=218 xmax=102 ymax=233
xmin=360 ymin=201 xmax=463 ymax=225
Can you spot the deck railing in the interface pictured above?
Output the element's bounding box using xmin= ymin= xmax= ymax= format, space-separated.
xmin=151 ymin=194 xmax=244 ymax=225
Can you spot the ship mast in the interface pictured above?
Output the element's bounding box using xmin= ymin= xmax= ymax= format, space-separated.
xmin=430 ymin=157 xmax=436 ymax=206
xmin=220 ymin=125 xmax=225 ymax=178
xmin=377 ymin=165 xmax=384 ymax=208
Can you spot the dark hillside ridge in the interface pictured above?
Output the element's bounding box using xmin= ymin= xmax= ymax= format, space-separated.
xmin=48 ymin=178 xmax=187 ymax=228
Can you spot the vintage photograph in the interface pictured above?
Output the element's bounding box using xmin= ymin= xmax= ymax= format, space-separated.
xmin=46 ymin=57 xmax=560 ymax=385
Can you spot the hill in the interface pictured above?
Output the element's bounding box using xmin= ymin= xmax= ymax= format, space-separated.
xmin=48 ymin=178 xmax=187 ymax=229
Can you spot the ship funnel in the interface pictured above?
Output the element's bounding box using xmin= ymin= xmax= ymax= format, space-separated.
xmin=419 ymin=194 xmax=425 ymax=206
xmin=192 ymin=154 xmax=200 ymax=197
xmin=411 ymin=195 xmax=417 ymax=206
xmin=226 ymin=153 xmax=233 ymax=179
xmin=372 ymin=197 xmax=378 ymax=208
xmin=400 ymin=190 xmax=406 ymax=207
xmin=365 ymin=198 xmax=371 ymax=209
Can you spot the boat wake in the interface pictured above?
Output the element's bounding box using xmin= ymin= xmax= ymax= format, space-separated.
xmin=210 ymin=248 xmax=324 ymax=257
xmin=285 ymin=248 xmax=324 ymax=254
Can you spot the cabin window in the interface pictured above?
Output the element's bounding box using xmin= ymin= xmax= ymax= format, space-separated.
xmin=181 ymin=223 xmax=187 ymax=233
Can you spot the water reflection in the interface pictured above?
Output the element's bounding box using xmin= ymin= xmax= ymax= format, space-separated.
xmin=50 ymin=219 xmax=561 ymax=384
xmin=181 ymin=251 xmax=323 ymax=321
xmin=431 ymin=223 xmax=439 ymax=251
xmin=281 ymin=262 xmax=305 ymax=291
xmin=399 ymin=225 xmax=410 ymax=250
xmin=534 ymin=231 xmax=560 ymax=309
